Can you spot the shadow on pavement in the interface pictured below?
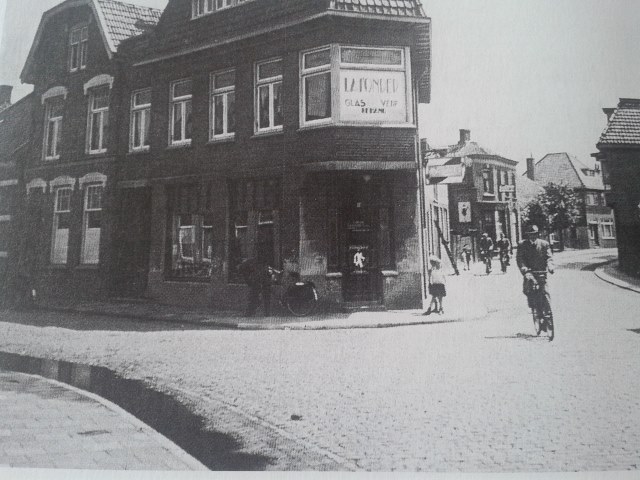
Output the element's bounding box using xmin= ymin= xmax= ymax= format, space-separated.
xmin=484 ymin=333 xmax=547 ymax=341
xmin=628 ymin=329 xmax=640 ymax=335
xmin=0 ymin=351 xmax=273 ymax=470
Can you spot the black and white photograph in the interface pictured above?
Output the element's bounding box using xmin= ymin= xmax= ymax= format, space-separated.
xmin=0 ymin=0 xmax=639 ymax=478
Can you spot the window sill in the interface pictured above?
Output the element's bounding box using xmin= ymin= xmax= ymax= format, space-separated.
xmin=252 ymin=128 xmax=283 ymax=139
xmin=381 ymin=270 xmax=399 ymax=277
xmin=207 ymin=135 xmax=235 ymax=145
xmin=163 ymin=277 xmax=211 ymax=284
xmin=326 ymin=272 xmax=343 ymax=279
xmin=76 ymin=264 xmax=99 ymax=270
xmin=127 ymin=149 xmax=151 ymax=156
xmin=297 ymin=122 xmax=417 ymax=133
xmin=167 ymin=143 xmax=193 ymax=150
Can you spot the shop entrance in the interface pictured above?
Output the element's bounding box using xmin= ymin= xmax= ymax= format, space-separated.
xmin=342 ymin=179 xmax=383 ymax=303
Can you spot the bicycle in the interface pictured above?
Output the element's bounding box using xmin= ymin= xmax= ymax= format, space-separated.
xmin=480 ymin=251 xmax=493 ymax=274
xmin=527 ymin=271 xmax=554 ymax=341
xmin=270 ymin=269 xmax=319 ymax=317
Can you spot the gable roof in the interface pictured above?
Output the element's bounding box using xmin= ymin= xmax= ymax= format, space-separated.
xmin=529 ymin=152 xmax=604 ymax=191
xmin=21 ymin=0 xmax=162 ymax=83
xmin=598 ymin=98 xmax=640 ymax=147
xmin=426 ymin=140 xmax=517 ymax=165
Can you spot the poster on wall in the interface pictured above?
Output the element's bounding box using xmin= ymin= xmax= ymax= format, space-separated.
xmin=458 ymin=201 xmax=472 ymax=223
xmin=340 ymin=69 xmax=408 ymax=124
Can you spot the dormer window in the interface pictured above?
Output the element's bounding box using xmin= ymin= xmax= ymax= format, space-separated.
xmin=69 ymin=25 xmax=88 ymax=72
xmin=192 ymin=0 xmax=251 ymax=18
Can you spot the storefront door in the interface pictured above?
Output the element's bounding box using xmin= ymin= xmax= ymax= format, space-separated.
xmin=342 ymin=180 xmax=382 ymax=303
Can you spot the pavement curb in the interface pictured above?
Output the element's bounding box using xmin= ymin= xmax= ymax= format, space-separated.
xmin=15 ymin=371 xmax=208 ymax=471
xmin=594 ymin=263 xmax=640 ymax=294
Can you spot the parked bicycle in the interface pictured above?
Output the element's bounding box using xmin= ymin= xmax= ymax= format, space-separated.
xmin=270 ymin=269 xmax=319 ymax=317
xmin=527 ymin=271 xmax=554 ymax=341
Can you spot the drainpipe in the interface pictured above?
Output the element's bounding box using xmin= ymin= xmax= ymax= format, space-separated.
xmin=414 ymin=78 xmax=429 ymax=310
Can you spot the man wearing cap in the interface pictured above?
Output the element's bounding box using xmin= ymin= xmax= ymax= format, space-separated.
xmin=479 ymin=232 xmax=494 ymax=273
xmin=517 ymin=225 xmax=554 ymax=308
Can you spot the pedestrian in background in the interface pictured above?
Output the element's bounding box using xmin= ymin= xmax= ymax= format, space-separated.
xmin=237 ymin=257 xmax=273 ymax=317
xmin=461 ymin=244 xmax=472 ymax=271
xmin=424 ymin=256 xmax=446 ymax=315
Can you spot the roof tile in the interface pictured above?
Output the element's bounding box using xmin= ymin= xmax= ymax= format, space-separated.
xmin=330 ymin=0 xmax=425 ymax=17
xmin=98 ymin=0 xmax=162 ymax=49
xmin=598 ymin=99 xmax=640 ymax=146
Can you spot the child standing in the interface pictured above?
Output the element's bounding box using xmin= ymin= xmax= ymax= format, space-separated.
xmin=425 ymin=256 xmax=446 ymax=315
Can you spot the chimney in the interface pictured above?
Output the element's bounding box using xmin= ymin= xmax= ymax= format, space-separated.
xmin=526 ymin=157 xmax=535 ymax=181
xmin=459 ymin=129 xmax=470 ymax=145
xmin=602 ymin=108 xmax=615 ymax=122
xmin=0 ymin=85 xmax=12 ymax=106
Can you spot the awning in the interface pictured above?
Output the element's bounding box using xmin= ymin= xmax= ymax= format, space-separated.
xmin=302 ymin=161 xmax=416 ymax=171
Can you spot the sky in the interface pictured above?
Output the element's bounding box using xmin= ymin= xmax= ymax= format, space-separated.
xmin=1 ymin=0 xmax=639 ymax=170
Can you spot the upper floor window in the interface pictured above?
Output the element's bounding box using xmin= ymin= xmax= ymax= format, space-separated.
xmin=69 ymin=25 xmax=88 ymax=72
xmin=255 ymin=59 xmax=283 ymax=133
xmin=170 ymin=79 xmax=192 ymax=146
xmin=130 ymin=89 xmax=151 ymax=151
xmin=210 ymin=70 xmax=235 ymax=140
xmin=192 ymin=0 xmax=251 ymax=18
xmin=586 ymin=192 xmax=598 ymax=206
xmin=87 ymin=86 xmax=109 ymax=154
xmin=482 ymin=168 xmax=494 ymax=195
xmin=44 ymin=97 xmax=64 ymax=160
xmin=301 ymin=47 xmax=332 ymax=126
xmin=299 ymin=45 xmax=412 ymax=128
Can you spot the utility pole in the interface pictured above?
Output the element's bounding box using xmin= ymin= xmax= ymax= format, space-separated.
xmin=414 ymin=81 xmax=429 ymax=311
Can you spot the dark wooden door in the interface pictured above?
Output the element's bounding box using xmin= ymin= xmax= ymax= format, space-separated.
xmin=112 ymin=188 xmax=151 ymax=297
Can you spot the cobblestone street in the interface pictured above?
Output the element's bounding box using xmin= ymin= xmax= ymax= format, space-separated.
xmin=0 ymin=250 xmax=638 ymax=472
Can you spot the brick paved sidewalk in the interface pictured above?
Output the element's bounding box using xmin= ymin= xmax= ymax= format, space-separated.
xmin=0 ymin=370 xmax=207 ymax=470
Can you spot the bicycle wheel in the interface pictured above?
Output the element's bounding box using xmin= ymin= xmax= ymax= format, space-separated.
xmin=285 ymin=284 xmax=318 ymax=317
xmin=532 ymin=308 xmax=541 ymax=336
xmin=545 ymin=308 xmax=554 ymax=341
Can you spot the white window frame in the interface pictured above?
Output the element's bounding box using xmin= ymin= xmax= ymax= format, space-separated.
xmin=191 ymin=0 xmax=251 ymax=18
xmin=255 ymin=58 xmax=284 ymax=134
xmin=44 ymin=97 xmax=64 ymax=161
xmin=51 ymin=187 xmax=72 ymax=265
xmin=81 ymin=184 xmax=103 ymax=265
xmin=586 ymin=193 xmax=597 ymax=206
xmin=69 ymin=25 xmax=88 ymax=72
xmin=209 ymin=69 xmax=235 ymax=141
xmin=87 ymin=87 xmax=110 ymax=154
xmin=130 ymin=89 xmax=152 ymax=152
xmin=170 ymin=79 xmax=193 ymax=146
xmin=602 ymin=221 xmax=615 ymax=239
xmin=300 ymin=46 xmax=333 ymax=128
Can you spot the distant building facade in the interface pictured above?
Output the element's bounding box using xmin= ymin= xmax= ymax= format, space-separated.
xmin=425 ymin=129 xmax=519 ymax=261
xmin=524 ymin=153 xmax=616 ymax=249
xmin=595 ymin=98 xmax=640 ymax=275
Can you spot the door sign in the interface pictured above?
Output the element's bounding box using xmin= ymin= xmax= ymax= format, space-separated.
xmin=353 ymin=249 xmax=366 ymax=269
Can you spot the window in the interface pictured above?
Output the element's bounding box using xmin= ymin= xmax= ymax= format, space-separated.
xmin=44 ymin=97 xmax=64 ymax=160
xmin=301 ymin=47 xmax=332 ymax=126
xmin=130 ymin=89 xmax=151 ymax=151
xmin=170 ymin=80 xmax=193 ymax=145
xmin=81 ymin=185 xmax=103 ymax=264
xmin=229 ymin=179 xmax=281 ymax=282
xmin=586 ymin=193 xmax=597 ymax=206
xmin=210 ymin=70 xmax=235 ymax=140
xmin=166 ymin=184 xmax=214 ymax=280
xmin=483 ymin=168 xmax=494 ymax=194
xmin=69 ymin=25 xmax=88 ymax=72
xmin=192 ymin=0 xmax=251 ymax=18
xmin=255 ymin=59 xmax=283 ymax=133
xmin=87 ymin=86 xmax=110 ymax=154
xmin=602 ymin=221 xmax=615 ymax=239
xmin=52 ymin=188 xmax=72 ymax=264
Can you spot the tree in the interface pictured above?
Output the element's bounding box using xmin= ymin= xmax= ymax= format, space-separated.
xmin=522 ymin=183 xmax=582 ymax=251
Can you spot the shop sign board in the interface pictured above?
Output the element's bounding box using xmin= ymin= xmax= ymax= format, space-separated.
xmin=340 ymin=69 xmax=407 ymax=123
xmin=458 ymin=201 xmax=472 ymax=223
xmin=499 ymin=185 xmax=515 ymax=193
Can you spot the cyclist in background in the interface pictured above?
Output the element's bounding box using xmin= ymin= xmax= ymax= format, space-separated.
xmin=496 ymin=232 xmax=513 ymax=273
xmin=479 ymin=232 xmax=494 ymax=273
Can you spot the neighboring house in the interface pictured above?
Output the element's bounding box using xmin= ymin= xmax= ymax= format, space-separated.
xmin=18 ymin=0 xmax=162 ymax=300
xmin=425 ymin=129 xmax=520 ymax=261
xmin=109 ymin=0 xmax=432 ymax=311
xmin=524 ymin=153 xmax=616 ymax=249
xmin=0 ymin=88 xmax=34 ymax=294
xmin=595 ymin=98 xmax=640 ymax=275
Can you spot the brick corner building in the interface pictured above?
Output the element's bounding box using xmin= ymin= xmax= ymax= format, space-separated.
xmin=595 ymin=98 xmax=640 ymax=275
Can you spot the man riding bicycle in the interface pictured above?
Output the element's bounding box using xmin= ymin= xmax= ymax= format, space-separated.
xmin=516 ymin=225 xmax=554 ymax=310
xmin=496 ymin=233 xmax=513 ymax=273
xmin=479 ymin=232 xmax=494 ymax=273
